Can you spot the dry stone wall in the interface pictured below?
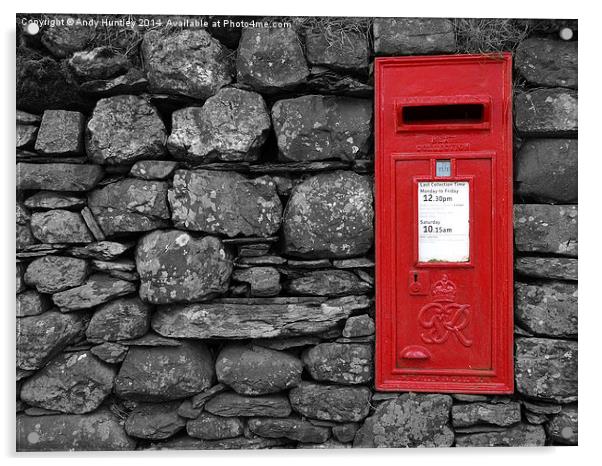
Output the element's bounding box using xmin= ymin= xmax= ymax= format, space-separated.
xmin=16 ymin=15 xmax=577 ymax=451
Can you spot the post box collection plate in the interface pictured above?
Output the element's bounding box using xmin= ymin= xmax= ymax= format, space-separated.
xmin=374 ymin=54 xmax=513 ymax=394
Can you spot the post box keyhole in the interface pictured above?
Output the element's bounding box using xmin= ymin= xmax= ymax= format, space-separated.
xmin=409 ymin=270 xmax=429 ymax=295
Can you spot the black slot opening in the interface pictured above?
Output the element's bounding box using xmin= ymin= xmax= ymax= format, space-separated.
xmin=402 ymin=104 xmax=485 ymax=125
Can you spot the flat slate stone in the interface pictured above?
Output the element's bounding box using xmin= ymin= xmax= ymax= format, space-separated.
xmin=151 ymin=295 xmax=370 ymax=339
xmin=16 ymin=311 xmax=87 ymax=371
xmin=515 ymin=38 xmax=577 ymax=88
xmin=373 ymin=18 xmax=456 ymax=55
xmin=20 ymin=351 xmax=116 ymax=414
xmin=342 ymin=314 xmax=375 ymax=338
xmin=204 ymin=392 xmax=291 ymax=418
xmin=68 ymin=241 xmax=133 ymax=260
xmin=167 ymin=88 xmax=270 ymax=163
xmin=305 ymin=28 xmax=369 ymax=71
xmin=186 ymin=413 xmax=244 ymax=440
xmin=272 ymin=95 xmax=372 ymax=162
xmin=24 ymin=191 xmax=86 ymax=210
xmin=248 ymin=417 xmax=330 ymax=444
xmin=68 ymin=46 xmax=130 ymax=80
xmin=142 ymin=29 xmax=233 ymax=99
xmin=515 ymin=89 xmax=578 ymax=135
xmin=515 ymin=138 xmax=577 ymax=203
xmin=86 ymin=296 xmax=152 ymax=343
xmin=16 ymin=124 xmax=37 ymax=148
xmin=30 ymin=210 xmax=93 ymax=244
xmin=514 ymin=204 xmax=577 ymax=256
xmin=129 ymin=160 xmax=178 ymax=180
xmin=136 ymin=230 xmax=232 ymax=304
xmin=17 ymin=110 xmax=41 ymax=125
xmin=24 ymin=255 xmax=89 ymax=293
xmin=17 ymin=163 xmax=104 ymax=192
xmin=354 ymin=393 xmax=454 ymax=447
xmin=80 ymin=68 xmax=148 ymax=96
xmin=16 ymin=263 xmax=25 ymax=293
xmin=232 ymin=267 xmax=281 ymax=297
xmin=455 ymin=423 xmax=546 ymax=447
xmin=125 ymin=402 xmax=186 ymax=440
xmin=289 ymin=382 xmax=371 ymax=422
xmin=515 ymin=257 xmax=577 ymax=281
xmin=547 ymin=405 xmax=578 ymax=445
xmin=515 ymin=282 xmax=578 ymax=338
xmin=451 ymin=402 xmax=522 ymax=428
xmin=114 ymin=342 xmax=215 ymax=401
xmin=237 ymin=26 xmax=309 ymax=94
xmin=169 ymin=170 xmax=282 ymax=238
xmin=86 ymin=95 xmax=167 ymax=165
xmin=302 ymin=342 xmax=373 ymax=384
xmin=87 ymin=179 xmax=170 ymax=236
xmin=16 ymin=290 xmax=51 ymax=317
xmin=17 ymin=410 xmax=136 ymax=451
xmin=90 ymin=341 xmax=128 ymax=363
xmin=52 ymin=274 xmax=135 ymax=311
xmin=286 ymin=269 xmax=372 ymax=297
xmin=34 ymin=110 xmax=85 ymax=155
xmin=515 ymin=337 xmax=577 ymax=403
xmin=283 ymin=171 xmax=373 ymax=258
xmin=215 ymin=344 xmax=302 ymax=395
xmin=147 ymin=435 xmax=290 ymax=450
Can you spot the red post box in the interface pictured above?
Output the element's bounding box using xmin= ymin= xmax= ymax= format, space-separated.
xmin=374 ymin=54 xmax=513 ymax=394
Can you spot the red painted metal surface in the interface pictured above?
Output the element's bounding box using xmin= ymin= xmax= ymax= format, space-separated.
xmin=374 ymin=54 xmax=513 ymax=394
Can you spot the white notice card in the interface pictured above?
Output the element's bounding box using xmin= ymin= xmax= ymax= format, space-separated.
xmin=417 ymin=181 xmax=470 ymax=263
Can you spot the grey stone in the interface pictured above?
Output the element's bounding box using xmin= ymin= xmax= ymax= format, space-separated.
xmin=24 ymin=255 xmax=89 ymax=294
xmin=79 ymin=68 xmax=148 ymax=96
xmin=16 ymin=263 xmax=26 ymax=294
xmin=129 ymin=160 xmax=178 ymax=180
xmin=87 ymin=179 xmax=170 ymax=236
xmin=237 ymin=256 xmax=287 ymax=266
xmin=452 ymin=402 xmax=521 ymax=427
xmin=515 ymin=257 xmax=578 ymax=281
xmin=522 ymin=400 xmax=563 ymax=415
xmin=142 ymin=29 xmax=233 ymax=99
xmin=34 ymin=110 xmax=85 ymax=155
xmin=68 ymin=46 xmax=129 ymax=80
xmin=152 ymin=295 xmax=370 ymax=339
xmin=125 ymin=402 xmax=186 ymax=440
xmin=305 ymin=28 xmax=369 ymax=71
xmin=68 ymin=241 xmax=133 ymax=261
xmin=516 ymin=139 xmax=577 ymax=203
xmin=168 ymin=88 xmax=270 ymax=162
xmin=332 ymin=423 xmax=359 ymax=443
xmin=86 ymin=95 xmax=167 ymax=165
xmin=205 ymin=392 xmax=291 ymax=418
xmin=373 ymin=18 xmax=456 ymax=55
xmin=514 ymin=204 xmax=577 ymax=256
xmin=333 ymin=257 xmax=374 ymax=268
xmin=515 ymin=282 xmax=578 ymax=338
xmin=115 ymin=342 xmax=215 ymax=401
xmin=16 ymin=202 xmax=35 ymax=249
xmin=354 ymin=393 xmax=454 ymax=448
xmin=342 ymin=314 xmax=375 ymax=338
xmin=169 ymin=170 xmax=282 ymax=238
xmin=306 ymin=69 xmax=373 ymax=97
xmin=177 ymin=399 xmax=202 ymax=419
xmin=147 ymin=435 xmax=289 ymax=450
xmin=17 ymin=410 xmax=136 ymax=451
xmin=191 ymin=383 xmax=228 ymax=409
xmin=286 ymin=259 xmax=333 ymax=269
xmin=119 ymin=334 xmax=182 ymax=348
xmin=86 ymin=297 xmax=152 ymax=343
xmin=16 ymin=124 xmax=37 ymax=148
xmin=455 ymin=423 xmax=546 ymax=447
xmin=248 ymin=417 xmax=330 ymax=443
xmin=16 ymin=290 xmax=51 ymax=317
xmin=24 ymin=191 xmax=86 ymax=210
xmin=253 ymin=336 xmax=322 ymax=351
xmin=17 ymin=110 xmax=41 ymax=125
xmin=216 ymin=344 xmax=302 ymax=395
xmin=289 ymin=382 xmax=371 ymax=422
xmin=302 ymin=343 xmax=372 ymax=384
xmin=547 ymin=405 xmax=578 ymax=445
xmin=515 ymin=38 xmax=577 ymax=89
xmin=232 ymin=267 xmax=281 ymax=296
xmin=40 ymin=24 xmax=95 ymax=58
xmin=80 ymin=206 xmax=105 ymax=241
xmin=16 ymin=311 xmax=87 ymax=371
xmin=524 ymin=412 xmax=548 ymax=425
xmin=515 ymin=89 xmax=578 ymax=135
xmin=30 ymin=210 xmax=92 ymax=244
xmin=237 ymin=26 xmax=309 ymax=94
xmin=20 ymin=351 xmax=115 ymax=414
xmin=16 ymin=163 xmax=104 ymax=192
xmin=136 ymin=230 xmax=232 ymax=304
xmin=91 ymin=259 xmax=136 ymax=274
xmin=52 ymin=274 xmax=135 ymax=311
xmin=298 ymin=439 xmax=351 ymax=449
xmin=90 ymin=341 xmax=128 ymax=364
xmin=515 ymin=337 xmax=577 ymax=403
xmin=286 ymin=269 xmax=371 ymax=297
xmin=283 ymin=171 xmax=373 ymax=258
xmin=187 ymin=413 xmax=244 ymax=440
xmin=272 ymin=95 xmax=372 ymax=162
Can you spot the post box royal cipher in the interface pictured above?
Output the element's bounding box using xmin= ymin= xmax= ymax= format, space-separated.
xmin=374 ymin=54 xmax=513 ymax=394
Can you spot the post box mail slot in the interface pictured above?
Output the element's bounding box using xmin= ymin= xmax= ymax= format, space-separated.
xmin=374 ymin=54 xmax=513 ymax=394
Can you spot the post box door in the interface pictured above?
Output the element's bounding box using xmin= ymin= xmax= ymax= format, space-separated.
xmin=375 ymin=55 xmax=513 ymax=394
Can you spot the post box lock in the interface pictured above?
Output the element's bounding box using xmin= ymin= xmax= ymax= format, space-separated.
xmin=375 ymin=54 xmax=514 ymax=395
